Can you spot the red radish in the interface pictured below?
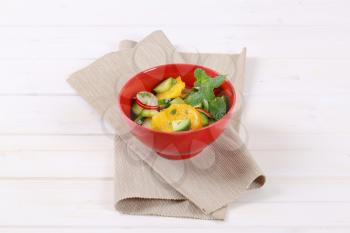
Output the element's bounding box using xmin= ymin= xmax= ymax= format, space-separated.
xmin=195 ymin=108 xmax=213 ymax=118
xmin=136 ymin=91 xmax=158 ymax=110
xmin=136 ymin=99 xmax=158 ymax=110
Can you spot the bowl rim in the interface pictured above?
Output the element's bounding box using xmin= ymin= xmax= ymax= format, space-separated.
xmin=117 ymin=63 xmax=236 ymax=136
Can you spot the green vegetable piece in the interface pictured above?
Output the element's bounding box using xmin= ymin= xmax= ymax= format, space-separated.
xmin=185 ymin=68 xmax=227 ymax=120
xmin=158 ymin=98 xmax=172 ymax=108
xmin=202 ymin=99 xmax=209 ymax=111
xmin=134 ymin=115 xmax=145 ymax=125
xmin=141 ymin=109 xmax=159 ymax=118
xmin=194 ymin=68 xmax=226 ymax=88
xmin=153 ymin=77 xmax=176 ymax=93
xmin=170 ymin=97 xmax=185 ymax=104
xmin=170 ymin=109 xmax=177 ymax=115
xmin=185 ymin=69 xmax=225 ymax=105
xmin=171 ymin=119 xmax=191 ymax=131
xmin=199 ymin=112 xmax=209 ymax=126
xmin=185 ymin=91 xmax=203 ymax=107
xmin=208 ymin=96 xmax=227 ymax=120
xmin=193 ymin=69 xmax=209 ymax=86
xmin=131 ymin=101 xmax=143 ymax=119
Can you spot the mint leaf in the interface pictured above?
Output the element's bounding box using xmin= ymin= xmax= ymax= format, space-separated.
xmin=194 ymin=68 xmax=210 ymax=86
xmin=186 ymin=69 xmax=225 ymax=102
xmin=185 ymin=69 xmax=227 ymax=120
xmin=209 ymin=96 xmax=227 ymax=120
xmin=184 ymin=91 xmax=203 ymax=106
xmin=209 ymin=75 xmax=226 ymax=88
xmin=193 ymin=69 xmax=225 ymax=88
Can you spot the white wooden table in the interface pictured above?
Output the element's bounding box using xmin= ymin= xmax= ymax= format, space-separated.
xmin=1 ymin=0 xmax=350 ymax=232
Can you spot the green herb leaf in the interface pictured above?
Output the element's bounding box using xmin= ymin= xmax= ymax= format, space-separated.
xmin=209 ymin=75 xmax=226 ymax=89
xmin=185 ymin=68 xmax=227 ymax=120
xmin=184 ymin=91 xmax=203 ymax=106
xmin=193 ymin=69 xmax=225 ymax=89
xmin=208 ymin=96 xmax=227 ymax=120
xmin=194 ymin=68 xmax=210 ymax=86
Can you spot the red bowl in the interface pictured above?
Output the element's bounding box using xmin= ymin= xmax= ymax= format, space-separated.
xmin=118 ymin=64 xmax=236 ymax=160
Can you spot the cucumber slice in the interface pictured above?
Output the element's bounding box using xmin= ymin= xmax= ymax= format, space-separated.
xmin=170 ymin=97 xmax=185 ymax=104
xmin=202 ymin=99 xmax=209 ymax=111
xmin=134 ymin=115 xmax=145 ymax=125
xmin=171 ymin=119 xmax=191 ymax=132
xmin=153 ymin=78 xmax=176 ymax=93
xmin=131 ymin=101 xmax=143 ymax=119
xmin=136 ymin=91 xmax=158 ymax=107
xmin=199 ymin=112 xmax=209 ymax=126
xmin=142 ymin=118 xmax=152 ymax=129
xmin=141 ymin=109 xmax=159 ymax=117
xmin=158 ymin=98 xmax=172 ymax=109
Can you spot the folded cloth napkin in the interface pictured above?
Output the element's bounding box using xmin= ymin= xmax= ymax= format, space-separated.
xmin=68 ymin=31 xmax=265 ymax=220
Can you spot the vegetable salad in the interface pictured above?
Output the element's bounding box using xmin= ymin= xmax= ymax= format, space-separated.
xmin=131 ymin=68 xmax=228 ymax=132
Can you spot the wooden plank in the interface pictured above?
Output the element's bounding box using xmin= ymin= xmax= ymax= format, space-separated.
xmin=3 ymin=228 xmax=350 ymax=233
xmin=0 ymin=59 xmax=90 ymax=94
xmin=0 ymin=150 xmax=113 ymax=178
xmin=247 ymin=132 xmax=350 ymax=151
xmin=1 ymin=0 xmax=350 ymax=26
xmin=1 ymin=178 xmax=349 ymax=204
xmin=0 ymin=201 xmax=348 ymax=226
xmin=0 ymin=96 xmax=104 ymax=134
xmin=242 ymin=93 xmax=350 ymax=134
xmin=1 ymin=27 xmax=350 ymax=59
xmin=244 ymin=59 xmax=350 ymax=95
xmin=0 ymin=135 xmax=112 ymax=151
xmin=1 ymin=58 xmax=350 ymax=95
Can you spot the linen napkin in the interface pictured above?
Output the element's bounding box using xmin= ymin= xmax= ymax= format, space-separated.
xmin=68 ymin=31 xmax=265 ymax=220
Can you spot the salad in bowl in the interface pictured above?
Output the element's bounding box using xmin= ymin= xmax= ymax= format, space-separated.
xmin=131 ymin=68 xmax=228 ymax=132
xmin=118 ymin=64 xmax=235 ymax=160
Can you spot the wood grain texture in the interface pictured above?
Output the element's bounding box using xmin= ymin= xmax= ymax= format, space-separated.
xmin=1 ymin=0 xmax=350 ymax=231
xmin=1 ymin=0 xmax=350 ymax=26
xmin=2 ymin=229 xmax=350 ymax=233
xmin=1 ymin=27 xmax=350 ymax=59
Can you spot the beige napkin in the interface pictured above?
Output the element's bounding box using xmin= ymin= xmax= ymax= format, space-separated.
xmin=68 ymin=31 xmax=265 ymax=220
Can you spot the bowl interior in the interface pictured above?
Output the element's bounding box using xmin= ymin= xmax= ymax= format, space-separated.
xmin=119 ymin=64 xmax=235 ymax=121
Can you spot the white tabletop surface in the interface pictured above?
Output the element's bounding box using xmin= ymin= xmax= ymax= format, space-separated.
xmin=1 ymin=0 xmax=350 ymax=232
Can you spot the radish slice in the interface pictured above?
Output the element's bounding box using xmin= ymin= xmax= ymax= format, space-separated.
xmin=136 ymin=91 xmax=158 ymax=109
xmin=136 ymin=99 xmax=158 ymax=110
xmin=195 ymin=108 xmax=213 ymax=119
